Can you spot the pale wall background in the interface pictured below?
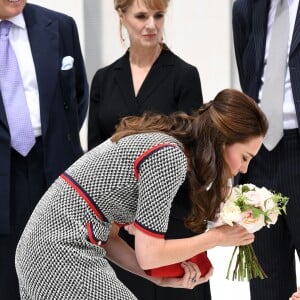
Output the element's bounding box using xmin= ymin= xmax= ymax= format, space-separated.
xmin=28 ymin=1 xmax=300 ymax=299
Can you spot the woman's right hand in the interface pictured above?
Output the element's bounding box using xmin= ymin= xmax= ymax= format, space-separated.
xmin=289 ymin=287 xmax=300 ymax=300
xmin=210 ymin=224 xmax=255 ymax=247
xmin=150 ymin=261 xmax=213 ymax=289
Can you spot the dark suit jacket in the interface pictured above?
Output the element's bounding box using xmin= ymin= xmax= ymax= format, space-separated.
xmin=88 ymin=49 xmax=203 ymax=220
xmin=232 ymin=0 xmax=300 ymax=131
xmin=0 ymin=4 xmax=88 ymax=234
xmin=232 ymin=3 xmax=300 ymax=298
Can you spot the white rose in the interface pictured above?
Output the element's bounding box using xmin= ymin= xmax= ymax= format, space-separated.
xmin=266 ymin=208 xmax=279 ymax=225
xmin=239 ymin=210 xmax=265 ymax=233
xmin=244 ymin=190 xmax=264 ymax=207
xmin=220 ymin=201 xmax=241 ymax=226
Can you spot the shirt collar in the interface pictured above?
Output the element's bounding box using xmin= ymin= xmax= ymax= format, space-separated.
xmin=0 ymin=13 xmax=26 ymax=29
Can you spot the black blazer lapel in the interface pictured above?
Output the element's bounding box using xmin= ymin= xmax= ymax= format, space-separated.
xmin=113 ymin=52 xmax=138 ymax=112
xmin=290 ymin=2 xmax=300 ymax=55
xmin=113 ymin=50 xmax=174 ymax=112
xmin=136 ymin=50 xmax=174 ymax=104
xmin=23 ymin=5 xmax=60 ymax=135
xmin=253 ymin=0 xmax=269 ymax=75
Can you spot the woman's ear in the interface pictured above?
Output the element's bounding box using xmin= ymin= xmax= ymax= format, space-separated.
xmin=221 ymin=143 xmax=226 ymax=155
xmin=117 ymin=8 xmax=124 ymax=21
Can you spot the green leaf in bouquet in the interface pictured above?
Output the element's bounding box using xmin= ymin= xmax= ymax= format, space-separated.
xmin=250 ymin=206 xmax=265 ymax=219
xmin=241 ymin=185 xmax=251 ymax=193
xmin=272 ymin=193 xmax=289 ymax=213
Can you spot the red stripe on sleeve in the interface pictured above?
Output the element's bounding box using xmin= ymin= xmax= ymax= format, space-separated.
xmin=60 ymin=173 xmax=104 ymax=221
xmin=133 ymin=143 xmax=177 ymax=179
xmin=134 ymin=222 xmax=165 ymax=239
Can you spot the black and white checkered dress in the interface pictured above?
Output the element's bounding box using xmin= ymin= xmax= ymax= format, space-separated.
xmin=15 ymin=132 xmax=187 ymax=299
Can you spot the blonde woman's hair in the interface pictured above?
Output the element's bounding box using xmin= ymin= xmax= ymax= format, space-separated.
xmin=114 ymin=0 xmax=170 ymax=43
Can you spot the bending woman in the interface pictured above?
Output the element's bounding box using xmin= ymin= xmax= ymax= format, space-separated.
xmin=16 ymin=89 xmax=268 ymax=299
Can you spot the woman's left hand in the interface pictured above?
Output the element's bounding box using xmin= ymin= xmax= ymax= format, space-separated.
xmin=124 ymin=223 xmax=136 ymax=235
xmin=150 ymin=261 xmax=213 ymax=289
xmin=290 ymin=288 xmax=300 ymax=300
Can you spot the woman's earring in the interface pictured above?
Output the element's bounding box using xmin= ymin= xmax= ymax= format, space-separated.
xmin=119 ymin=22 xmax=125 ymax=42
xmin=206 ymin=182 xmax=213 ymax=191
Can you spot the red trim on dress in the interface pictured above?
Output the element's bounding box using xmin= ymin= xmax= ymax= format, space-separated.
xmin=86 ymin=222 xmax=106 ymax=247
xmin=114 ymin=222 xmax=130 ymax=228
xmin=134 ymin=222 xmax=165 ymax=239
xmin=133 ymin=143 xmax=177 ymax=180
xmin=60 ymin=173 xmax=104 ymax=221
xmin=86 ymin=222 xmax=98 ymax=245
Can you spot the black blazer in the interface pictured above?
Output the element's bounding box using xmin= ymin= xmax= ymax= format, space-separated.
xmin=88 ymin=49 xmax=203 ymax=219
xmin=0 ymin=4 xmax=89 ymax=234
xmin=88 ymin=49 xmax=203 ymax=146
xmin=232 ymin=0 xmax=300 ymax=131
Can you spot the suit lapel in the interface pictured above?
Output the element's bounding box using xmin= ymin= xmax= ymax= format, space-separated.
xmin=23 ymin=4 xmax=59 ymax=135
xmin=136 ymin=50 xmax=173 ymax=104
xmin=253 ymin=0 xmax=269 ymax=75
xmin=113 ymin=52 xmax=136 ymax=110
xmin=290 ymin=1 xmax=300 ymax=55
xmin=0 ymin=93 xmax=8 ymax=131
xmin=113 ymin=50 xmax=174 ymax=112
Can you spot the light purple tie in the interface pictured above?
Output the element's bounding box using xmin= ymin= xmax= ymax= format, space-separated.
xmin=0 ymin=20 xmax=35 ymax=156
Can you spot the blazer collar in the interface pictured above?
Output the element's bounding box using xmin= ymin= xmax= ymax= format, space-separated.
xmin=113 ymin=51 xmax=134 ymax=102
xmin=253 ymin=0 xmax=270 ymax=74
xmin=290 ymin=1 xmax=300 ymax=55
xmin=113 ymin=49 xmax=175 ymax=105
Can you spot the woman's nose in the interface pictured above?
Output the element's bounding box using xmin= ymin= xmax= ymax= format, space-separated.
xmin=239 ymin=162 xmax=249 ymax=174
xmin=146 ymin=17 xmax=155 ymax=28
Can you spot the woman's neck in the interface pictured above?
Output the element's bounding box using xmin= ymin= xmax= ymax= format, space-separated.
xmin=129 ymin=44 xmax=162 ymax=68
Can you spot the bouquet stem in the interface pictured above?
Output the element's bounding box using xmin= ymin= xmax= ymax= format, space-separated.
xmin=226 ymin=244 xmax=268 ymax=281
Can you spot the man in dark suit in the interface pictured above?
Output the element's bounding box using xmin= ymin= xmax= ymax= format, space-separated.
xmin=0 ymin=1 xmax=88 ymax=299
xmin=232 ymin=0 xmax=300 ymax=299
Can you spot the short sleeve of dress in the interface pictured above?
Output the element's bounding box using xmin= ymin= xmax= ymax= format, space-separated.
xmin=133 ymin=144 xmax=187 ymax=238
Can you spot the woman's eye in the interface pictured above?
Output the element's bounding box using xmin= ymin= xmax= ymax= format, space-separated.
xmin=135 ymin=14 xmax=147 ymax=19
xmin=154 ymin=13 xmax=164 ymax=19
xmin=242 ymin=156 xmax=248 ymax=162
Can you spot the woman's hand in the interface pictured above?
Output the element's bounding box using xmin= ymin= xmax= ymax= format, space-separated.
xmin=210 ymin=224 xmax=255 ymax=247
xmin=290 ymin=287 xmax=300 ymax=300
xmin=150 ymin=261 xmax=213 ymax=289
xmin=124 ymin=223 xmax=136 ymax=235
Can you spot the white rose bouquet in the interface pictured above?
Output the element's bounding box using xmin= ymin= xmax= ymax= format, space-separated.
xmin=214 ymin=183 xmax=288 ymax=281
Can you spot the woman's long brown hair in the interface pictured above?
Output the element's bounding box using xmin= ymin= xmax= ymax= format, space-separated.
xmin=112 ymin=89 xmax=268 ymax=233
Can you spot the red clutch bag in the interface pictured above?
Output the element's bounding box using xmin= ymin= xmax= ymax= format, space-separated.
xmin=145 ymin=252 xmax=212 ymax=278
